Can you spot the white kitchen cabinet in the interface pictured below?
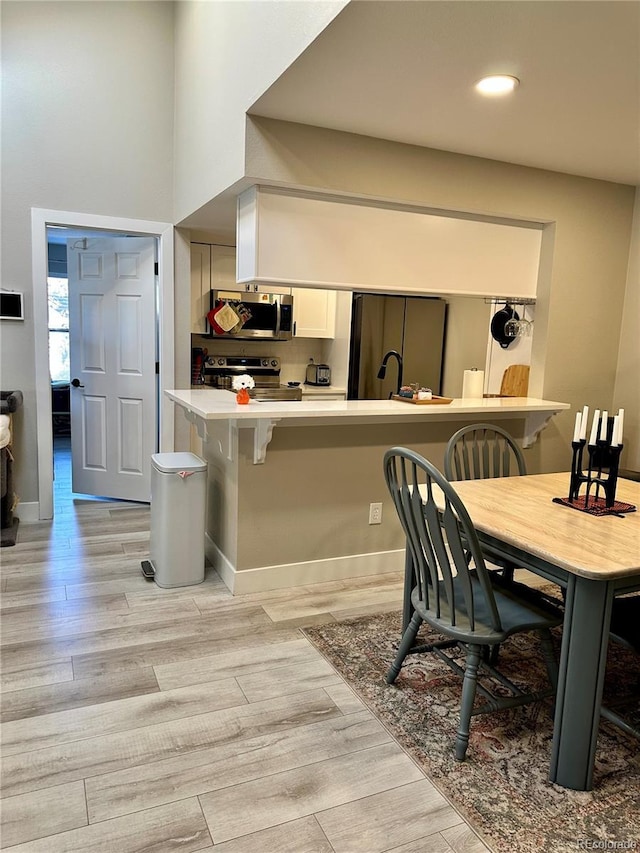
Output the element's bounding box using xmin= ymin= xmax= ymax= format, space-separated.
xmin=191 ymin=243 xmax=237 ymax=333
xmin=192 ymin=243 xmax=335 ymax=338
xmin=214 ymin=243 xmax=290 ymax=294
xmin=292 ymin=287 xmax=336 ymax=338
xmin=301 ymin=390 xmax=346 ymax=401
xmin=190 ymin=243 xmax=211 ymax=334
xmin=211 ymin=244 xmax=237 ymax=290
xmin=237 ymin=185 xmax=542 ymax=300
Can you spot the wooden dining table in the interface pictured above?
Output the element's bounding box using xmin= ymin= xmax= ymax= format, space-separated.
xmin=418 ymin=471 xmax=640 ymax=792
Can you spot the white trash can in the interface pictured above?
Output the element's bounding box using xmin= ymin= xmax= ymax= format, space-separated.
xmin=145 ymin=452 xmax=207 ymax=588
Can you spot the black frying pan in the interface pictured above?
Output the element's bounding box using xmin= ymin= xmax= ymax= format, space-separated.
xmin=491 ymin=305 xmax=519 ymax=349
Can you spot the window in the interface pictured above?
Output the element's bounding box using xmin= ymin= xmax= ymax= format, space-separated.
xmin=48 ymin=276 xmax=69 ymax=382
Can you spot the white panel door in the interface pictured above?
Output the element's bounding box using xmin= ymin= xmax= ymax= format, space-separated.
xmin=68 ymin=237 xmax=156 ymax=501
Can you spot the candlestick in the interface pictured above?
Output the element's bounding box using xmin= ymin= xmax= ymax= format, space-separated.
xmin=571 ymin=441 xmax=624 ymax=509
xmin=617 ymin=408 xmax=625 ymax=445
xmin=604 ymin=443 xmax=623 ymax=507
xmin=599 ymin=410 xmax=608 ymax=442
xmin=568 ymin=437 xmax=586 ymax=502
xmin=565 ymin=405 xmax=625 ymax=512
xmin=572 ymin=412 xmax=581 ymax=443
xmin=580 ymin=405 xmax=589 ymax=441
xmin=612 ymin=415 xmax=620 ymax=447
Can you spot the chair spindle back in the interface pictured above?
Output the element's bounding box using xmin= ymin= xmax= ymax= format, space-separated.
xmin=384 ymin=447 xmax=502 ymax=634
xmin=444 ymin=424 xmax=526 ymax=482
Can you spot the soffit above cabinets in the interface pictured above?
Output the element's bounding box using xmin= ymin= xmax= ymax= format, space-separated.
xmin=237 ymin=186 xmax=543 ymax=300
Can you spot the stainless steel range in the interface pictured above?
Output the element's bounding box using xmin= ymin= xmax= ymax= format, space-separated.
xmin=202 ymin=355 xmax=302 ymax=401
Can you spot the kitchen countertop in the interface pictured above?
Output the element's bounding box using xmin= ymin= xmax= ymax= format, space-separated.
xmin=167 ymin=388 xmax=569 ymax=460
xmin=168 ymin=388 xmax=568 ymax=422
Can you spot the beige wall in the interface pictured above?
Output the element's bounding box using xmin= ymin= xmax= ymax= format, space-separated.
xmin=173 ymin=0 xmax=347 ymax=225
xmin=1 ymin=1 xmax=175 ymax=506
xmin=232 ymin=417 xmax=527 ymax=572
xmin=613 ymin=190 xmax=640 ymax=471
xmin=245 ymin=117 xmax=637 ymax=474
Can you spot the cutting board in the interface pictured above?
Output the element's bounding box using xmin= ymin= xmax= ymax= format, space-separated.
xmin=391 ymin=395 xmax=453 ymax=405
xmin=500 ymin=364 xmax=530 ymax=397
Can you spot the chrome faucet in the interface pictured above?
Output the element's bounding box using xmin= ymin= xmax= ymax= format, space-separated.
xmin=377 ymin=350 xmax=404 ymax=397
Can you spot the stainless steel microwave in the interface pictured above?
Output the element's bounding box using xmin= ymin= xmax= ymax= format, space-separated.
xmin=207 ymin=290 xmax=293 ymax=341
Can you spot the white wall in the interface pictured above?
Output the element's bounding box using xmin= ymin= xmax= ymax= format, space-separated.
xmin=613 ymin=187 xmax=640 ymax=472
xmin=172 ymin=0 xmax=347 ymax=225
xmin=1 ymin=1 xmax=175 ymax=506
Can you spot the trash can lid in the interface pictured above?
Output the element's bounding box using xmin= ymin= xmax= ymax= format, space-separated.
xmin=152 ymin=452 xmax=207 ymax=473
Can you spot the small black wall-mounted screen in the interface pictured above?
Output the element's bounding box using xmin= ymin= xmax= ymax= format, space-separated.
xmin=0 ymin=292 xmax=24 ymax=320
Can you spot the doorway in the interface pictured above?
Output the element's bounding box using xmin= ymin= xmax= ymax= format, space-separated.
xmin=46 ymin=228 xmax=158 ymax=506
xmin=32 ymin=209 xmax=175 ymax=520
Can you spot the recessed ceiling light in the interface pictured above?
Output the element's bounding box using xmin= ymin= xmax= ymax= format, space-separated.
xmin=475 ymin=75 xmax=520 ymax=96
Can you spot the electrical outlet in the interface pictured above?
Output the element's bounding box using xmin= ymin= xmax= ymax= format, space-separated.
xmin=368 ymin=502 xmax=383 ymax=525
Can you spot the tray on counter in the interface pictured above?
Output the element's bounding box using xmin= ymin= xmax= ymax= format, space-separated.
xmin=391 ymin=394 xmax=453 ymax=405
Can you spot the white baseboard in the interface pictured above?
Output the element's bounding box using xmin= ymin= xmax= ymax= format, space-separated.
xmin=13 ymin=502 xmax=41 ymax=523
xmin=205 ymin=535 xmax=237 ymax=592
xmin=205 ymin=534 xmax=405 ymax=594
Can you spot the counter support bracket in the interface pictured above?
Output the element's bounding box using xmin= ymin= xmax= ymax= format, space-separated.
xmin=245 ymin=418 xmax=281 ymax=464
xmin=184 ymin=409 xmax=209 ymax=445
xmin=184 ymin=411 xmax=235 ymax=462
xmin=181 ymin=411 xmax=280 ymax=464
xmin=524 ymin=411 xmax=559 ymax=448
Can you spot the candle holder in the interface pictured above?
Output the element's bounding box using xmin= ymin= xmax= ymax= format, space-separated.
xmin=568 ymin=439 xmax=587 ymax=502
xmin=568 ymin=439 xmax=623 ymax=510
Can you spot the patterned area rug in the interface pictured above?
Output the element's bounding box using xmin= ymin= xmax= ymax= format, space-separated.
xmin=303 ymin=611 xmax=640 ymax=853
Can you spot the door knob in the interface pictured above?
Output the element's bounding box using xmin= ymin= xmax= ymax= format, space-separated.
xmin=71 ymin=378 xmax=84 ymax=388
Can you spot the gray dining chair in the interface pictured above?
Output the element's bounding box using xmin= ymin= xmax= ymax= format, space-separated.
xmin=602 ymin=596 xmax=640 ymax=740
xmin=444 ymin=423 xmax=526 ymax=584
xmin=444 ymin=422 xmax=526 ymax=482
xmin=610 ymin=597 xmax=640 ymax=654
xmin=444 ymin=423 xmax=564 ymax=616
xmin=384 ymin=447 xmax=562 ymax=761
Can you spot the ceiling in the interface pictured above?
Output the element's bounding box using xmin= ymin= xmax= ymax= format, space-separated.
xmin=249 ymin=0 xmax=640 ymax=187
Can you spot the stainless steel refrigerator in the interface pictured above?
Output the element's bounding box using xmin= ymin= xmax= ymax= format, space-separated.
xmin=347 ymin=293 xmax=447 ymax=399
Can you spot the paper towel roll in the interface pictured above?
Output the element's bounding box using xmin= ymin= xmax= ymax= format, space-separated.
xmin=462 ymin=369 xmax=484 ymax=399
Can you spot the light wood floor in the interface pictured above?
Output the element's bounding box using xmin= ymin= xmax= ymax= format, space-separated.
xmin=0 ymin=440 xmax=490 ymax=852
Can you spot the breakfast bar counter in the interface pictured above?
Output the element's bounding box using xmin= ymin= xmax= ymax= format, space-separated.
xmin=167 ymin=389 xmax=569 ymax=459
xmin=166 ymin=389 xmax=569 ymax=594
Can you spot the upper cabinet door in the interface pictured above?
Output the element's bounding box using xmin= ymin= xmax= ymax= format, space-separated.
xmin=292 ymin=287 xmax=336 ymax=338
xmin=191 ymin=244 xmax=238 ymax=334
xmin=211 ymin=245 xmax=237 ymax=290
xmin=190 ymin=243 xmax=211 ymax=334
xmin=211 ymin=244 xmax=288 ymax=294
